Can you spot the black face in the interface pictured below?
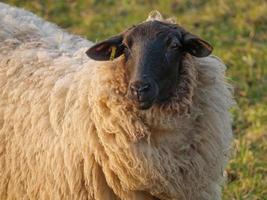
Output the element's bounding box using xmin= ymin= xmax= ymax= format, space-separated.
xmin=86 ymin=21 xmax=213 ymax=110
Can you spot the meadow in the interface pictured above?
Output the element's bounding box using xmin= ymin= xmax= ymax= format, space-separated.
xmin=2 ymin=0 xmax=267 ymax=199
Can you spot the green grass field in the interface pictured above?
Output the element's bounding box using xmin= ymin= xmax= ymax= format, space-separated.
xmin=2 ymin=0 xmax=267 ymax=199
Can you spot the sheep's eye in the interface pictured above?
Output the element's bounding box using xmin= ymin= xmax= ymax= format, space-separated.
xmin=169 ymin=41 xmax=180 ymax=50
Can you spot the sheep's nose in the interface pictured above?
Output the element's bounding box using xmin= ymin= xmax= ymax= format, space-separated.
xmin=130 ymin=81 xmax=151 ymax=101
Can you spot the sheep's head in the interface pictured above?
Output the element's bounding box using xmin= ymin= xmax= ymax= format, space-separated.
xmin=86 ymin=14 xmax=213 ymax=110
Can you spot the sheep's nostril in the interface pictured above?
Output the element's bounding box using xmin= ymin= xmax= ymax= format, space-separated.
xmin=130 ymin=82 xmax=151 ymax=95
xmin=138 ymin=83 xmax=151 ymax=93
xmin=129 ymin=82 xmax=152 ymax=102
xmin=130 ymin=85 xmax=138 ymax=97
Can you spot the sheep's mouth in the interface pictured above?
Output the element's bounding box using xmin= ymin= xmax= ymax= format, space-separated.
xmin=134 ymin=94 xmax=173 ymax=110
xmin=137 ymin=100 xmax=154 ymax=110
xmin=127 ymin=88 xmax=157 ymax=110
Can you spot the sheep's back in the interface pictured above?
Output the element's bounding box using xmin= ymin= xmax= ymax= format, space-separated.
xmin=0 ymin=3 xmax=96 ymax=199
xmin=0 ymin=2 xmax=92 ymax=136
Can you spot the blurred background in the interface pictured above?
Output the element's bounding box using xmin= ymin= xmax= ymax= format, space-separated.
xmin=2 ymin=0 xmax=267 ymax=199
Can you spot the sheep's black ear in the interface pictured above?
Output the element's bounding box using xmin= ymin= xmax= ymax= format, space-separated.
xmin=182 ymin=33 xmax=213 ymax=57
xmin=86 ymin=35 xmax=124 ymax=61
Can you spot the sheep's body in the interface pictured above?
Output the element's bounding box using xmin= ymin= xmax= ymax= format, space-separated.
xmin=0 ymin=3 xmax=233 ymax=200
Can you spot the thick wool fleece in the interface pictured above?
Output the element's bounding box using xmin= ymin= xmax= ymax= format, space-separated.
xmin=0 ymin=3 xmax=234 ymax=200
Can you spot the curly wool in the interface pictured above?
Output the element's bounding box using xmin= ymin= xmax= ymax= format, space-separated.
xmin=0 ymin=3 xmax=234 ymax=200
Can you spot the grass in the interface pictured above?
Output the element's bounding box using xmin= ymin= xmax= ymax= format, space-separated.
xmin=2 ymin=0 xmax=267 ymax=199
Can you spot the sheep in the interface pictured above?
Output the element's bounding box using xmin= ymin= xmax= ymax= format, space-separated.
xmin=0 ymin=3 xmax=234 ymax=200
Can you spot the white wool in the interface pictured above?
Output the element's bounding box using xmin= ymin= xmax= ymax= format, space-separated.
xmin=0 ymin=3 xmax=234 ymax=200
